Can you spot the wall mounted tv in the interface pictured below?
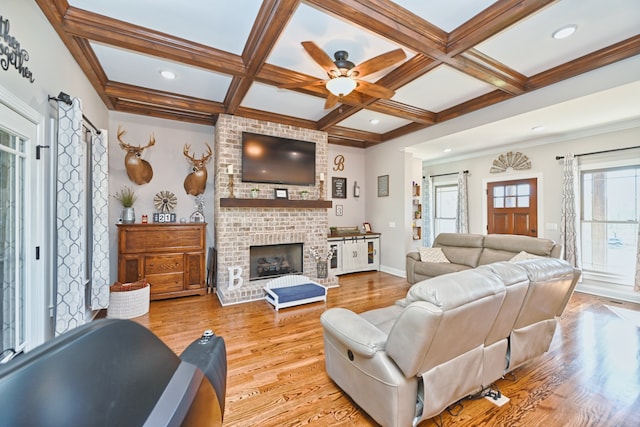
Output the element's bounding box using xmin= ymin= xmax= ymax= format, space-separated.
xmin=241 ymin=132 xmax=316 ymax=186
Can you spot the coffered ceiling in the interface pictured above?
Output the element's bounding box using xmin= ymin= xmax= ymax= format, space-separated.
xmin=37 ymin=0 xmax=640 ymax=160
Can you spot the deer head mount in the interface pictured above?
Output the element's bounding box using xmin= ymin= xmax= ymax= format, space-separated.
xmin=183 ymin=143 xmax=212 ymax=196
xmin=117 ymin=126 xmax=155 ymax=185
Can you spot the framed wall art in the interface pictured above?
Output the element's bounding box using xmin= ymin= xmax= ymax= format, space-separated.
xmin=377 ymin=175 xmax=389 ymax=197
xmin=332 ymin=177 xmax=347 ymax=198
xmin=274 ymin=188 xmax=288 ymax=199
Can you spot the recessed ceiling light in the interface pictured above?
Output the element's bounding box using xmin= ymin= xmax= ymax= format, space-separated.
xmin=443 ymin=148 xmax=452 ymax=153
xmin=160 ymin=70 xmax=176 ymax=80
xmin=552 ymin=25 xmax=577 ymax=40
xmin=531 ymin=125 xmax=545 ymax=132
xmin=369 ymin=119 xmax=380 ymax=125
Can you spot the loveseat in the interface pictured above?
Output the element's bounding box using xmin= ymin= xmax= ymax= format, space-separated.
xmin=406 ymin=233 xmax=563 ymax=284
xmin=320 ymin=257 xmax=580 ymax=427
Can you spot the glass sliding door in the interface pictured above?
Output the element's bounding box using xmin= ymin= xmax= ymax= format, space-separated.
xmin=0 ymin=129 xmax=27 ymax=354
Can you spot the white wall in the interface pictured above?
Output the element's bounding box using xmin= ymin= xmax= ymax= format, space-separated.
xmin=108 ymin=112 xmax=215 ymax=282
xmin=364 ymin=143 xmax=414 ymax=276
xmin=326 ymin=145 xmax=366 ymax=228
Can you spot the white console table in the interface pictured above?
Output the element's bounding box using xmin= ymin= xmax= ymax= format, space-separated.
xmin=327 ymin=233 xmax=380 ymax=275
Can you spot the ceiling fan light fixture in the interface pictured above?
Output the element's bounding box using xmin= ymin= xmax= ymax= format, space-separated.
xmin=326 ymin=76 xmax=357 ymax=97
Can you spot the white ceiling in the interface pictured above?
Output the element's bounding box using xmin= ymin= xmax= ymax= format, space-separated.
xmin=65 ymin=0 xmax=640 ymax=160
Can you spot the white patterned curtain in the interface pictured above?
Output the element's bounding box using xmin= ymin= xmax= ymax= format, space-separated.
xmin=91 ymin=130 xmax=110 ymax=309
xmin=456 ymin=171 xmax=468 ymax=233
xmin=560 ymin=154 xmax=581 ymax=268
xmin=55 ymin=98 xmax=85 ymax=335
xmin=422 ymin=175 xmax=433 ymax=247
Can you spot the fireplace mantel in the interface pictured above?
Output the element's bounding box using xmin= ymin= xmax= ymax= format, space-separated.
xmin=220 ymin=198 xmax=332 ymax=209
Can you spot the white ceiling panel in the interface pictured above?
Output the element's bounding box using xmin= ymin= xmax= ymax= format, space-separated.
xmin=475 ymin=0 xmax=640 ymax=76
xmin=337 ymin=110 xmax=413 ymax=134
xmin=91 ymin=43 xmax=232 ymax=102
xmin=393 ymin=0 xmax=497 ymax=32
xmin=393 ymin=65 xmax=495 ymax=112
xmin=69 ymin=0 xmax=262 ymax=54
xmin=241 ymin=83 xmax=329 ymax=121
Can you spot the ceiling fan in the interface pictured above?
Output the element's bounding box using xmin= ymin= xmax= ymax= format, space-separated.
xmin=280 ymin=41 xmax=406 ymax=109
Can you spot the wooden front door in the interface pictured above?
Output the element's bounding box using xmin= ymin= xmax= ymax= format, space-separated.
xmin=487 ymin=178 xmax=538 ymax=236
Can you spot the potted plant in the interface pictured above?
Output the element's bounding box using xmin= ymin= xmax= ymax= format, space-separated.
xmin=251 ymin=188 xmax=260 ymax=198
xmin=300 ymin=190 xmax=309 ymax=200
xmin=114 ymin=186 xmax=137 ymax=223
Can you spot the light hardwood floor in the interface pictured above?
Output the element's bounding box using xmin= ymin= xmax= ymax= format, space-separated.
xmin=134 ymin=272 xmax=640 ymax=426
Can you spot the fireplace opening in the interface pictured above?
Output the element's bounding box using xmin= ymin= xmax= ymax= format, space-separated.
xmin=249 ymin=243 xmax=303 ymax=281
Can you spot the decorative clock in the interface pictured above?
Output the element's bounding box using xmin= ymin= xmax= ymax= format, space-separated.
xmin=154 ymin=190 xmax=177 ymax=213
xmin=153 ymin=190 xmax=177 ymax=223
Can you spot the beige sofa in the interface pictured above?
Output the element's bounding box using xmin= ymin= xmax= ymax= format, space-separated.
xmin=320 ymin=257 xmax=580 ymax=427
xmin=406 ymin=233 xmax=563 ymax=284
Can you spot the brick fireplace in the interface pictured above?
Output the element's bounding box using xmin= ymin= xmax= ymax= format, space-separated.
xmin=214 ymin=115 xmax=338 ymax=305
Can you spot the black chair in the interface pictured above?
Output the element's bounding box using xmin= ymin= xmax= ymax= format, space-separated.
xmin=0 ymin=319 xmax=226 ymax=427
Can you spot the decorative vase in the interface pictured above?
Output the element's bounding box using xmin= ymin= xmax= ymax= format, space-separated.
xmin=316 ymin=261 xmax=328 ymax=279
xmin=122 ymin=207 xmax=136 ymax=224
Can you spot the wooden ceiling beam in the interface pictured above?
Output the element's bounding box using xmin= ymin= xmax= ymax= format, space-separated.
xmin=61 ymin=6 xmax=246 ymax=76
xmin=114 ymin=101 xmax=216 ymax=126
xmin=235 ymin=107 xmax=319 ymax=130
xmin=225 ymin=0 xmax=300 ymax=113
xmin=447 ymin=0 xmax=557 ymax=55
xmin=105 ymin=82 xmax=226 ymax=115
xmin=527 ymin=35 xmax=640 ymax=90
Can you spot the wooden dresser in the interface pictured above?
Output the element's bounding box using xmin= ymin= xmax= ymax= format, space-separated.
xmin=117 ymin=223 xmax=207 ymax=300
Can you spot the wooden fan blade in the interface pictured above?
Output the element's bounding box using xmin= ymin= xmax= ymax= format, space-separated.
xmin=348 ymin=49 xmax=406 ymax=78
xmin=278 ymin=80 xmax=326 ymax=90
xmin=324 ymin=93 xmax=340 ymax=109
xmin=354 ymin=80 xmax=395 ymax=99
xmin=302 ymin=41 xmax=339 ymax=76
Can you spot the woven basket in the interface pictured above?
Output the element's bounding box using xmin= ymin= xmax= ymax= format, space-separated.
xmin=107 ymin=279 xmax=150 ymax=319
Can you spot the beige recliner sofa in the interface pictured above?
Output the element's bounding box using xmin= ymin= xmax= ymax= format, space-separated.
xmin=406 ymin=233 xmax=563 ymax=284
xmin=320 ymin=257 xmax=580 ymax=426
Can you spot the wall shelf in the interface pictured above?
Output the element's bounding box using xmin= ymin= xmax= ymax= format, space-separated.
xmin=220 ymin=198 xmax=332 ymax=208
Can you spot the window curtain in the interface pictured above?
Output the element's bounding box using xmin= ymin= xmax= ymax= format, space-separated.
xmin=422 ymin=175 xmax=433 ymax=247
xmin=54 ymin=97 xmax=85 ymax=335
xmin=91 ymin=130 xmax=110 ymax=309
xmin=456 ymin=171 xmax=468 ymax=233
xmin=560 ymin=154 xmax=581 ymax=268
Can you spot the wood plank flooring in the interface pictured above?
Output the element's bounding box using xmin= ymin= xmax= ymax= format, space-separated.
xmin=133 ymin=272 xmax=640 ymax=426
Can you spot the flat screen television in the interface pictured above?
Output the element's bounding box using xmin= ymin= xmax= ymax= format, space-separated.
xmin=241 ymin=132 xmax=316 ymax=186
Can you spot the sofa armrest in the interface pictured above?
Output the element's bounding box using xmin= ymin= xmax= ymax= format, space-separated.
xmin=320 ymin=308 xmax=387 ymax=358
xmin=406 ymin=252 xmax=420 ymax=284
xmin=407 ymin=252 xmax=420 ymax=261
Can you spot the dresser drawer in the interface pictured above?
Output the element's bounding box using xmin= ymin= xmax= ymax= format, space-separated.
xmin=145 ymin=255 xmax=183 ymax=274
xmin=147 ymin=273 xmax=184 ymax=294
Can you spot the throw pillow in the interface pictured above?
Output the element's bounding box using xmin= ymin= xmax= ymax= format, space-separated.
xmin=419 ymin=247 xmax=450 ymax=263
xmin=510 ymin=250 xmax=542 ymax=262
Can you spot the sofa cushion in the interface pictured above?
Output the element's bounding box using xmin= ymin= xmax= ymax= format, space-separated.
xmin=419 ymin=247 xmax=450 ymax=263
xmin=483 ymin=234 xmax=555 ymax=256
xmin=413 ymin=261 xmax=470 ymax=278
xmin=509 ymin=250 xmax=542 ymax=262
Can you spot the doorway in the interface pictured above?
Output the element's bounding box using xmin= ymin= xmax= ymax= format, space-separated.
xmin=0 ymin=87 xmax=46 ymax=354
xmin=487 ymin=177 xmax=538 ymax=236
